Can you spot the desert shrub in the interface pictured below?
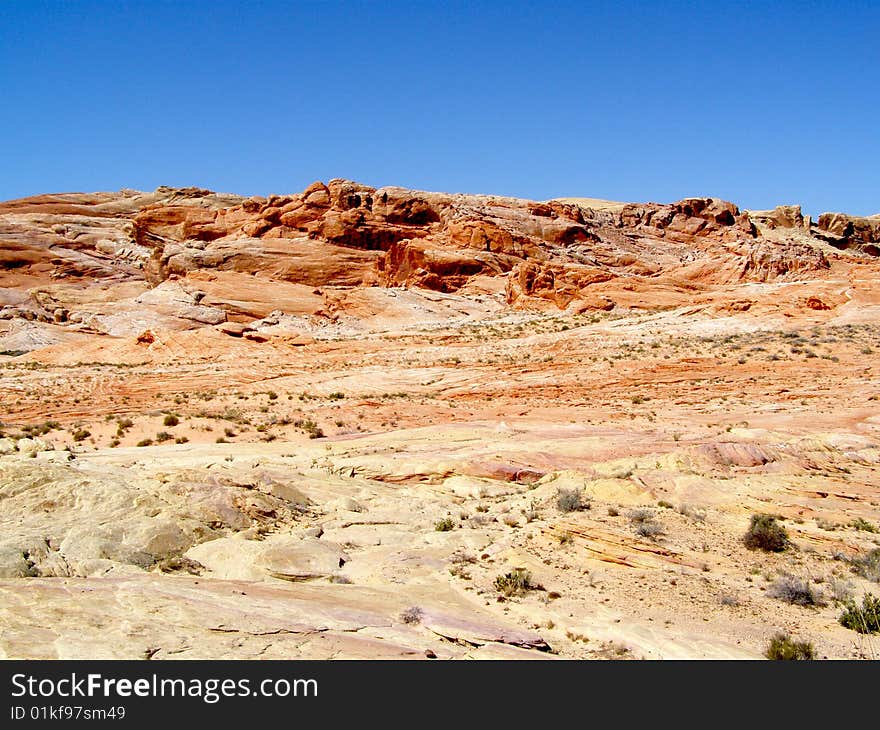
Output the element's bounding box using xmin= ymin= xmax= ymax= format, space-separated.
xmin=678 ymin=503 xmax=706 ymax=521
xmin=155 ymin=431 xmax=173 ymax=443
xmin=328 ymin=392 xmax=345 ymax=401
xmin=267 ymin=391 xmax=278 ymax=400
xmin=849 ymin=518 xmax=878 ymax=533
xmin=556 ymin=488 xmax=587 ymax=513
xmin=628 ymin=508 xmax=655 ymax=524
xmin=399 ymin=606 xmax=423 ymax=625
xmin=839 ymin=593 xmax=880 ymax=634
xmin=636 ymin=520 xmax=664 ymax=539
xmin=743 ymin=513 xmax=789 ymax=552
xmin=136 ymin=438 xmax=153 ymax=447
xmin=850 ymin=548 xmax=880 ymax=583
xmin=175 ymin=436 xmax=189 ymax=444
xmin=765 ymin=633 xmax=815 ymax=660
xmin=434 ymin=517 xmax=455 ymax=532
xmin=162 ymin=414 xmax=179 ymax=427
xmin=768 ymin=575 xmax=823 ymax=607
xmin=72 ymin=429 xmax=90 ymax=442
xmin=829 ymin=578 xmax=855 ymax=604
xmin=494 ymin=568 xmax=535 ymax=597
xmin=294 ymin=419 xmax=324 ymax=439
xmin=523 ymin=500 xmax=540 ymax=523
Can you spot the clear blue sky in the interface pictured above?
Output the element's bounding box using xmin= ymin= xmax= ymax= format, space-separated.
xmin=2 ymin=1 xmax=877 ymax=216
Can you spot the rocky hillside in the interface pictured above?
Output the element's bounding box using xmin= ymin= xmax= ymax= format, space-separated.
xmin=1 ymin=182 xmax=879 ymax=660
xmin=2 ymin=181 xmax=878 ymax=352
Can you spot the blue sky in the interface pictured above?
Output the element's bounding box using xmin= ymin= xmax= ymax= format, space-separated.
xmin=1 ymin=1 xmax=877 ymax=216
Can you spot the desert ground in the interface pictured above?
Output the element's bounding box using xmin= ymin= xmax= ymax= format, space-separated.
xmin=1 ymin=181 xmax=878 ymax=659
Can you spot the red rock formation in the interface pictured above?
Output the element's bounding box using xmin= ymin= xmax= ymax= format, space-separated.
xmin=815 ymin=212 xmax=880 ymax=255
xmin=1 ymin=180 xmax=857 ymax=324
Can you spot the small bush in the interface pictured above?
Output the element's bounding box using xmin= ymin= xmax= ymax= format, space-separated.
xmin=162 ymin=414 xmax=179 ymax=427
xmin=636 ymin=521 xmax=664 ymax=539
xmin=155 ymin=431 xmax=173 ymax=443
xmin=136 ymin=438 xmax=153 ymax=447
xmin=628 ymin=508 xmax=655 ymax=524
xmin=851 ymin=548 xmax=880 ymax=583
xmin=400 ymin=606 xmax=423 ymax=625
xmin=839 ymin=593 xmax=880 ymax=634
xmin=744 ymin=513 xmax=789 ymax=552
xmin=768 ymin=575 xmax=822 ymax=607
xmin=494 ymin=568 xmax=535 ymax=597
xmin=765 ymin=633 xmax=815 ymax=660
xmin=556 ymin=488 xmax=587 ymax=513
xmin=72 ymin=429 xmax=91 ymax=442
xmin=434 ymin=517 xmax=455 ymax=532
xmin=850 ymin=518 xmax=877 ymax=533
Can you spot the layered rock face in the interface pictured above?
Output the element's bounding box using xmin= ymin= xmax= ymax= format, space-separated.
xmin=0 ymin=180 xmax=876 ymax=339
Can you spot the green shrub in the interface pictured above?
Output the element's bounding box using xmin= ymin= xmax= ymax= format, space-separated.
xmin=744 ymin=514 xmax=789 ymax=552
xmin=494 ymin=568 xmax=535 ymax=597
xmin=839 ymin=593 xmax=880 ymax=634
xmin=765 ymin=633 xmax=815 ymax=660
xmin=136 ymin=438 xmax=153 ymax=447
xmin=849 ymin=518 xmax=877 ymax=533
xmin=434 ymin=517 xmax=455 ymax=532
xmin=162 ymin=414 xmax=179 ymax=427
xmin=72 ymin=429 xmax=90 ymax=442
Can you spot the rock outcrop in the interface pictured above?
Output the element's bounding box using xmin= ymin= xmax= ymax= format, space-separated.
xmin=815 ymin=212 xmax=880 ymax=255
xmin=0 ymin=180 xmax=872 ymax=349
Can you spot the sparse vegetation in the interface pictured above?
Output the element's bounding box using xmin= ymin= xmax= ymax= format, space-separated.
xmin=850 ymin=518 xmax=877 ymax=533
xmin=635 ymin=520 xmax=664 ymax=539
xmin=627 ymin=508 xmax=654 ymax=523
xmin=838 ymin=593 xmax=880 ymax=634
xmin=850 ymin=548 xmax=880 ymax=583
xmin=494 ymin=568 xmax=536 ymax=597
xmin=743 ymin=513 xmax=789 ymax=552
xmin=765 ymin=633 xmax=815 ymax=660
xmin=768 ymin=575 xmax=823 ymax=607
xmin=556 ymin=487 xmax=588 ymax=513
xmin=434 ymin=517 xmax=455 ymax=532
xmin=399 ymin=606 xmax=423 ymax=625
